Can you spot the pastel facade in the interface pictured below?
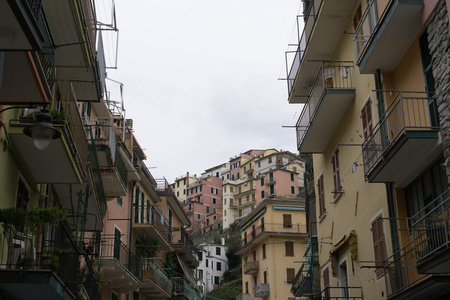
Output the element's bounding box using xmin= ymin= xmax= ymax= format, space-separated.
xmin=172 ymin=172 xmax=197 ymax=203
xmin=286 ymin=0 xmax=450 ymax=299
xmin=196 ymin=243 xmax=228 ymax=294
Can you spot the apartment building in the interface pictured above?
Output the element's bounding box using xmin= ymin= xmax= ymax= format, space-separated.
xmin=172 ymin=172 xmax=197 ymax=203
xmin=286 ymin=0 xmax=450 ymax=299
xmin=202 ymin=163 xmax=230 ymax=181
xmin=196 ymin=243 xmax=228 ymax=294
xmin=238 ymin=199 xmax=308 ymax=300
xmin=183 ymin=176 xmax=223 ymax=233
xmin=223 ymin=149 xmax=305 ymax=229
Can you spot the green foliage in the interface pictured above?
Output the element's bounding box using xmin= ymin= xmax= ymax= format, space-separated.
xmin=136 ymin=235 xmax=160 ymax=258
xmin=0 ymin=207 xmax=66 ymax=234
xmin=207 ymin=278 xmax=242 ymax=300
xmin=163 ymin=251 xmax=177 ymax=273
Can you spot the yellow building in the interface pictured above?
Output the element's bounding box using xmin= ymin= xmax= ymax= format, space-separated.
xmin=238 ymin=199 xmax=308 ymax=300
xmin=286 ymin=0 xmax=450 ymax=299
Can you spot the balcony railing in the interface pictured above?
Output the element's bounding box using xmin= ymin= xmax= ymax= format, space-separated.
xmin=95 ymin=235 xmax=142 ymax=281
xmin=242 ymin=223 xmax=307 ymax=247
xmin=253 ymin=283 xmax=270 ymax=297
xmin=353 ymin=0 xmax=378 ymax=61
xmin=362 ymin=91 xmax=439 ymax=180
xmin=156 ymin=178 xmax=175 ymax=196
xmin=142 ymin=258 xmax=173 ymax=295
xmin=172 ymin=277 xmax=201 ymax=300
xmin=412 ymin=188 xmax=450 ymax=264
xmin=384 ymin=241 xmax=428 ymax=298
xmin=243 ymin=261 xmax=259 ymax=275
xmin=133 ymin=205 xmax=172 ymax=245
xmin=296 ymin=61 xmax=354 ymax=150
xmin=172 ymin=227 xmax=199 ymax=253
xmin=85 ymin=117 xmax=116 ymax=152
xmin=36 ymin=9 xmax=55 ymax=90
xmin=318 ymin=287 xmax=363 ymax=299
xmin=285 ymin=0 xmax=319 ymax=96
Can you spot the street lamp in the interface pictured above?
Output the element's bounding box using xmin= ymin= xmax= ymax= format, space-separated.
xmin=0 ymin=106 xmax=61 ymax=150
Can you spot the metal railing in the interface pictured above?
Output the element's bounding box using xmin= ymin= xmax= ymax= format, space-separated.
xmin=85 ymin=117 xmax=116 ymax=161
xmin=253 ymin=283 xmax=270 ymax=297
xmin=36 ymin=10 xmax=55 ymax=90
xmin=412 ymin=188 xmax=450 ymax=263
xmin=291 ymin=236 xmax=318 ymax=296
xmin=384 ymin=241 xmax=428 ymax=298
xmin=296 ymin=61 xmax=354 ymax=150
xmin=139 ymin=160 xmax=158 ymax=188
xmin=172 ymin=277 xmax=202 ymax=300
xmin=353 ymin=0 xmax=378 ymax=61
xmin=133 ymin=205 xmax=172 ymax=244
xmin=285 ymin=0 xmax=320 ymax=96
xmin=93 ymin=234 xmax=142 ymax=281
xmin=142 ymin=258 xmax=173 ymax=295
xmin=156 ymin=178 xmax=175 ymax=196
xmin=242 ymin=223 xmax=307 ymax=247
xmin=318 ymin=287 xmax=363 ymax=299
xmin=243 ymin=261 xmax=259 ymax=274
xmin=362 ymin=91 xmax=439 ymax=179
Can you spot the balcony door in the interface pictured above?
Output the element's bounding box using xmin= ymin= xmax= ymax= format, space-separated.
xmin=114 ymin=227 xmax=121 ymax=261
xmin=419 ymin=31 xmax=438 ymax=127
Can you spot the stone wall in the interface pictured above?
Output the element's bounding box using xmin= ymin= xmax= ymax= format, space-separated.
xmin=427 ymin=0 xmax=450 ymax=184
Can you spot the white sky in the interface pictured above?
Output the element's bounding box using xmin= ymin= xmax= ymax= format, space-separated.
xmin=105 ymin=0 xmax=303 ymax=182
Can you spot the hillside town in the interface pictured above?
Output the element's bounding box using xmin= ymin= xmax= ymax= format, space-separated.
xmin=0 ymin=0 xmax=450 ymax=300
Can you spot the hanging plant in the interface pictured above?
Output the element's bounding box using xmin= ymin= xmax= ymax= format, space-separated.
xmin=0 ymin=207 xmax=66 ymax=234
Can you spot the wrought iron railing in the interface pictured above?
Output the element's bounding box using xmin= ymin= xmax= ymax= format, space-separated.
xmin=285 ymin=0 xmax=320 ymax=96
xmin=133 ymin=205 xmax=172 ymax=244
xmin=318 ymin=286 xmax=363 ymax=299
xmin=172 ymin=277 xmax=202 ymax=300
xmin=295 ymin=61 xmax=354 ymax=150
xmin=353 ymin=0 xmax=378 ymax=61
xmin=362 ymin=91 xmax=439 ymax=179
xmin=139 ymin=160 xmax=158 ymax=188
xmin=384 ymin=241 xmax=428 ymax=298
xmin=36 ymin=10 xmax=55 ymax=90
xmin=156 ymin=178 xmax=175 ymax=196
xmin=412 ymin=188 xmax=450 ymax=263
xmin=93 ymin=234 xmax=142 ymax=281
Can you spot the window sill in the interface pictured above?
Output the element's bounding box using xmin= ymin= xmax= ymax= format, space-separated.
xmin=319 ymin=212 xmax=327 ymax=223
xmin=332 ymin=190 xmax=344 ymax=203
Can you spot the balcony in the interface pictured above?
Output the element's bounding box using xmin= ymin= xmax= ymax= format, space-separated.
xmin=384 ymin=241 xmax=450 ymax=300
xmin=236 ymin=294 xmax=250 ymax=300
xmin=354 ymin=0 xmax=424 ymax=74
xmin=140 ymin=258 xmax=173 ymax=298
xmin=43 ymin=0 xmax=103 ymax=101
xmin=86 ymin=118 xmax=128 ymax=198
xmin=172 ymin=227 xmax=199 ymax=268
xmin=362 ymin=91 xmax=441 ymax=186
xmin=92 ymin=235 xmax=142 ymax=293
xmin=318 ymin=287 xmax=363 ymax=299
xmin=0 ymin=4 xmax=54 ymax=104
xmin=171 ymin=277 xmax=202 ymax=300
xmin=133 ymin=205 xmax=172 ymax=248
xmin=286 ymin=0 xmax=357 ymax=103
xmin=0 ymin=228 xmax=88 ymax=299
xmin=412 ymin=189 xmax=450 ymax=274
xmin=8 ymin=98 xmax=88 ymax=184
xmin=242 ymin=223 xmax=307 ymax=248
xmin=295 ymin=61 xmax=355 ymax=153
xmin=243 ymin=261 xmax=259 ymax=275
xmin=253 ymin=283 xmax=270 ymax=298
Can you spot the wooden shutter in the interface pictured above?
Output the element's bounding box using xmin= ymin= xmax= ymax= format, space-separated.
xmin=285 ymin=241 xmax=294 ymax=256
xmin=332 ymin=150 xmax=342 ymax=195
xmin=318 ymin=175 xmax=326 ymax=217
xmin=361 ymin=99 xmax=373 ymax=139
xmin=283 ymin=214 xmax=292 ymax=228
xmin=323 ymin=267 xmax=330 ymax=298
xmin=372 ymin=215 xmax=387 ymax=277
xmin=287 ymin=268 xmax=296 ymax=283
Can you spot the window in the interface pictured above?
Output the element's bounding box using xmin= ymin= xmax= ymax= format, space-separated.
xmin=230 ymin=187 xmax=234 ymax=192
xmin=206 ymin=259 xmax=209 ymax=267
xmin=197 ymin=196 xmax=201 ymax=202
xmin=189 ymin=204 xmax=191 ymax=210
xmin=183 ymin=189 xmax=186 ymax=195
xmin=199 ymin=269 xmax=203 ymax=279
xmin=206 ymin=218 xmax=210 ymax=225
xmin=232 ymin=174 xmax=235 ymax=180
xmin=269 ymin=172 xmax=273 ymax=182
xmin=238 ymin=186 xmax=242 ymax=193
xmin=213 ymin=198 xmax=216 ymax=204
xmin=214 ymin=276 xmax=220 ymax=285
xmin=198 ymin=213 xmax=201 ymax=219
xmin=206 ymin=206 xmax=210 ymax=214
xmin=213 ymin=208 xmax=216 ymax=213
xmin=291 ymin=173 xmax=294 ymax=181
xmin=353 ymin=4 xmax=364 ymax=55
xmin=216 ymin=247 xmax=221 ymax=255
xmin=269 ymin=157 xmax=272 ymax=163
xmin=217 ymin=262 xmax=222 ymax=271
xmin=287 ymin=268 xmax=296 ymax=283
xmin=285 ymin=241 xmax=294 ymax=256
xmin=112 ymin=292 xmax=119 ymax=300
xmin=260 ymin=177 xmax=264 ymax=186
xmin=293 ymin=167 xmax=297 ymax=172
xmin=224 ymin=210 xmax=227 ymax=216
xmin=183 ymin=179 xmax=186 ymax=185
xmin=372 ymin=214 xmax=387 ymax=277
xmin=291 ymin=186 xmax=295 ymax=194
xmin=244 ymin=232 xmax=247 ymax=244
xmin=261 ymin=190 xmax=265 ymax=199
xmin=252 ymin=250 xmax=256 ymax=261
xmin=258 ymin=161 xmax=261 ymax=168
xmin=245 ymin=282 xmax=249 ymax=294
xmin=198 ymin=252 xmax=203 ymax=261
xmin=332 ymin=149 xmax=342 ymax=197
xmin=237 ymin=172 xmax=240 ymax=179
xmin=361 ymin=99 xmax=373 ymax=140
xmin=318 ymin=174 xmax=326 ymax=218
xmin=177 ymin=181 xmax=180 ymax=187
xmin=263 ymin=271 xmax=268 ymax=284
xmin=224 ymin=198 xmax=227 ymax=205
xmin=177 ymin=191 xmax=179 ymax=197
xmin=116 ymin=197 xmax=123 ymax=207
xmin=262 ymin=244 xmax=266 ymax=259
xmin=323 ymin=267 xmax=330 ymax=298
xmin=283 ymin=214 xmax=292 ymax=228
xmin=211 ymin=187 xmax=214 ymax=193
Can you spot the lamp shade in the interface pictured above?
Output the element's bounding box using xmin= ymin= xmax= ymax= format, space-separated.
xmin=23 ymin=109 xmax=61 ymax=150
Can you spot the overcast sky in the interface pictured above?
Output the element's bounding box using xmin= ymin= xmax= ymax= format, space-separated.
xmin=105 ymin=0 xmax=303 ymax=182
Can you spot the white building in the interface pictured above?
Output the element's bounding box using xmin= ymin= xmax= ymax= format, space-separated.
xmin=196 ymin=243 xmax=228 ymax=294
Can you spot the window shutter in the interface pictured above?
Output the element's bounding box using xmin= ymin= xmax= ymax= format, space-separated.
xmin=372 ymin=215 xmax=387 ymax=277
xmin=318 ymin=175 xmax=325 ymax=217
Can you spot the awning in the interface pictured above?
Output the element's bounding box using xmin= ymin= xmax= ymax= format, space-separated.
xmin=273 ymin=206 xmax=305 ymax=211
xmin=329 ymin=230 xmax=358 ymax=277
xmin=176 ymin=253 xmax=197 ymax=288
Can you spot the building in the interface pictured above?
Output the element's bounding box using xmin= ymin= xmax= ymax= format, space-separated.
xmin=172 ymin=172 xmax=197 ymax=203
xmin=202 ymin=163 xmax=230 ymax=181
xmin=286 ymin=0 xmax=450 ymax=299
xmin=238 ymin=199 xmax=308 ymax=300
xmin=183 ymin=175 xmax=223 ymax=233
xmin=223 ymin=149 xmax=305 ymax=229
xmin=196 ymin=243 xmax=228 ymax=294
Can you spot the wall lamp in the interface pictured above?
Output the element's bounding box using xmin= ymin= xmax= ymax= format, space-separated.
xmin=0 ymin=106 xmax=61 ymax=150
